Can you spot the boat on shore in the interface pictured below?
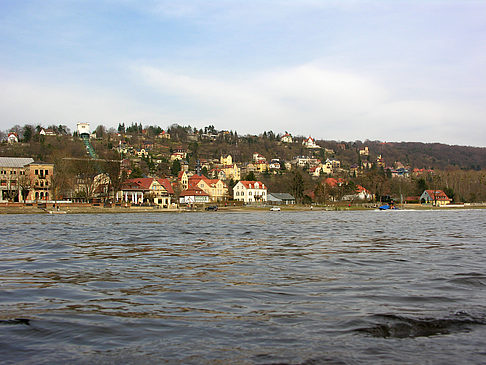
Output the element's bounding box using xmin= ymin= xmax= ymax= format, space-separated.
xmin=270 ymin=206 xmax=281 ymax=211
xmin=378 ymin=204 xmax=399 ymax=210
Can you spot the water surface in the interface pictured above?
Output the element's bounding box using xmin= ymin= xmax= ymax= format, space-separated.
xmin=1 ymin=210 xmax=486 ymax=364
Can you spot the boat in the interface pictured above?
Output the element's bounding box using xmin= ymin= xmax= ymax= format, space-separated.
xmin=378 ymin=204 xmax=399 ymax=210
xmin=270 ymin=206 xmax=281 ymax=211
xmin=47 ymin=210 xmax=67 ymax=214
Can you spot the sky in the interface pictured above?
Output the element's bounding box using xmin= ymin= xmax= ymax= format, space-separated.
xmin=0 ymin=0 xmax=485 ymax=146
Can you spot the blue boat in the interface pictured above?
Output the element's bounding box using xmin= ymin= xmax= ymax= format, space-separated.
xmin=379 ymin=204 xmax=398 ymax=210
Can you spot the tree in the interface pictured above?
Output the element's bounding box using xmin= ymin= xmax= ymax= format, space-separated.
xmin=244 ymin=171 xmax=256 ymax=181
xmin=103 ymin=160 xmax=125 ymax=202
xmin=290 ymin=171 xmax=304 ymax=204
xmin=171 ymin=159 xmax=181 ymax=176
xmin=17 ymin=173 xmax=32 ymax=202
xmin=70 ymin=159 xmax=99 ymax=202
xmin=50 ymin=158 xmax=74 ymax=201
xmin=22 ymin=125 xmax=35 ymax=142
xmin=95 ymin=125 xmax=106 ymax=139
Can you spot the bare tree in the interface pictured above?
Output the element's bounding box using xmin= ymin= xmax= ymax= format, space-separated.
xmin=71 ymin=159 xmax=99 ymax=202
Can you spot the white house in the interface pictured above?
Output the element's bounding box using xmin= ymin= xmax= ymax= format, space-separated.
xmin=302 ymin=136 xmax=320 ymax=149
xmin=77 ymin=122 xmax=90 ymax=137
xmin=233 ymin=180 xmax=267 ymax=203
xmin=281 ymin=133 xmax=293 ymax=143
xmin=7 ymin=132 xmax=19 ymax=144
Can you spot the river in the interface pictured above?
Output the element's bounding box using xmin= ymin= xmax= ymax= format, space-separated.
xmin=1 ymin=210 xmax=486 ymax=364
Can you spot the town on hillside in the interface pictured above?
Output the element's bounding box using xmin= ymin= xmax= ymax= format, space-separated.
xmin=1 ymin=122 xmax=486 ymax=208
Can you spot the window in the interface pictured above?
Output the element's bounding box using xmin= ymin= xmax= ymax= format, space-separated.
xmin=249 ymin=191 xmax=252 ymax=196
xmin=45 ymin=170 xmax=49 ymax=175
xmin=35 ymin=170 xmax=38 ymax=175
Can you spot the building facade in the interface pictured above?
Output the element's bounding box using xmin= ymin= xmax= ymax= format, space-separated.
xmin=233 ymin=180 xmax=267 ymax=203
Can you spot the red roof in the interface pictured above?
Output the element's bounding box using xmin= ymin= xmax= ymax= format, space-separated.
xmin=324 ymin=177 xmax=346 ymax=187
xmin=121 ymin=178 xmax=174 ymax=194
xmin=180 ymin=186 xmax=209 ymax=197
xmin=188 ymin=174 xmax=226 ymax=188
xmin=356 ymin=185 xmax=369 ymax=193
xmin=425 ymin=190 xmax=451 ymax=201
xmin=157 ymin=178 xmax=174 ymax=194
xmin=238 ymin=181 xmax=266 ymax=190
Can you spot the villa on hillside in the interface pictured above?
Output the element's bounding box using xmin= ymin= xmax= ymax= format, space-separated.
xmin=7 ymin=132 xmax=19 ymax=144
xmin=281 ymin=133 xmax=293 ymax=143
xmin=302 ymin=137 xmax=321 ymax=149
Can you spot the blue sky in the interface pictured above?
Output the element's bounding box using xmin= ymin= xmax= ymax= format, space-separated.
xmin=1 ymin=0 xmax=485 ymax=146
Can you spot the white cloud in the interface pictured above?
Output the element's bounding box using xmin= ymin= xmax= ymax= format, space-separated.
xmin=1 ymin=64 xmax=484 ymax=146
xmin=134 ymin=63 xmax=485 ymax=145
xmin=0 ymin=75 xmax=161 ymax=128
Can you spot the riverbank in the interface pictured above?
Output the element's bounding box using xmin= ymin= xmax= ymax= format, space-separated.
xmin=1 ymin=203 xmax=484 ymax=214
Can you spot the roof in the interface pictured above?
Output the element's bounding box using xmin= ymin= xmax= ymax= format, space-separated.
xmin=120 ymin=177 xmax=174 ymax=194
xmin=238 ymin=180 xmax=267 ymax=190
xmin=157 ymin=178 xmax=174 ymax=194
xmin=180 ymin=186 xmax=209 ymax=197
xmin=189 ymin=174 xmax=226 ymax=188
xmin=268 ymin=193 xmax=295 ymax=200
xmin=424 ymin=190 xmax=451 ymax=201
xmin=0 ymin=157 xmax=34 ymax=168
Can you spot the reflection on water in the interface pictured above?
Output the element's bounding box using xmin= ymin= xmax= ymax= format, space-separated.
xmin=1 ymin=210 xmax=486 ymax=364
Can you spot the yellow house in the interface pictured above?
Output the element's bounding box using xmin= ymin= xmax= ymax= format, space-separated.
xmin=221 ymin=163 xmax=241 ymax=180
xmin=188 ymin=175 xmax=229 ymax=202
xmin=220 ymin=155 xmax=233 ymax=165
xmin=255 ymin=161 xmax=269 ymax=173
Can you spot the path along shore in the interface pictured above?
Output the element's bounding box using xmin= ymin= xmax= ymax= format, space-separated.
xmin=1 ymin=203 xmax=484 ymax=214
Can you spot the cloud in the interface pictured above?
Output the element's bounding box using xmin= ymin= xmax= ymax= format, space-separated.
xmin=134 ymin=63 xmax=485 ymax=145
xmin=1 ymin=63 xmax=484 ymax=146
xmin=0 ymin=74 xmax=161 ymax=128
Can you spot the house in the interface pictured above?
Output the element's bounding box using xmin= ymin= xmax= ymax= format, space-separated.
xmin=39 ymin=128 xmax=56 ymax=136
xmin=170 ymin=151 xmax=187 ymax=161
xmin=253 ymin=152 xmax=266 ymax=163
xmin=309 ymin=160 xmax=333 ymax=177
xmin=268 ymin=159 xmax=281 ymax=171
xmin=267 ymin=193 xmax=295 ymax=205
xmin=420 ymin=190 xmax=452 ymax=206
xmin=156 ymin=130 xmax=171 ymax=139
xmin=209 ymin=168 xmax=227 ymax=181
xmin=188 ymin=175 xmax=228 ymax=202
xmin=281 ymin=133 xmax=293 ymax=143
xmin=294 ymin=156 xmax=320 ymax=168
xmin=220 ymin=155 xmax=233 ymax=165
xmin=359 ymin=146 xmax=369 ymax=156
xmin=179 ymin=186 xmax=210 ymax=205
xmin=362 ymin=161 xmax=373 ymax=169
xmin=77 ymin=122 xmax=90 ymax=137
xmin=302 ymin=137 xmax=321 ymax=149
xmin=178 ymin=171 xmax=189 ymax=190
xmin=0 ymin=157 xmax=54 ymax=202
xmin=7 ymin=132 xmax=19 ymax=144
xmin=136 ymin=149 xmax=149 ymax=158
xmin=233 ymin=180 xmax=267 ymax=203
xmin=117 ymin=178 xmax=174 ymax=207
xmin=376 ymin=155 xmax=385 ymax=167
xmin=26 ymin=162 xmax=55 ymax=201
xmin=343 ymin=185 xmax=373 ymax=201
